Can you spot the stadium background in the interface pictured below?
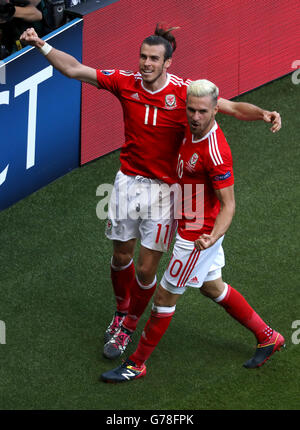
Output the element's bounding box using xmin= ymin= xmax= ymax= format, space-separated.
xmin=0 ymin=0 xmax=299 ymax=412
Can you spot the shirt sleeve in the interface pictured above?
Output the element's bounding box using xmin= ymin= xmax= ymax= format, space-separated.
xmin=206 ymin=134 xmax=234 ymax=190
xmin=96 ymin=69 xmax=121 ymax=96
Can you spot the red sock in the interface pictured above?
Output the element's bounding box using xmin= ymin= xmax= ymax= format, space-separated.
xmin=217 ymin=284 xmax=272 ymax=343
xmin=122 ymin=276 xmax=157 ymax=332
xmin=110 ymin=259 xmax=135 ymax=314
xmin=130 ymin=305 xmax=176 ymax=366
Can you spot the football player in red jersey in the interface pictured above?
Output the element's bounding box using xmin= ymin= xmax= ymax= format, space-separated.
xmin=21 ymin=25 xmax=282 ymax=360
xmin=101 ymin=80 xmax=285 ymax=383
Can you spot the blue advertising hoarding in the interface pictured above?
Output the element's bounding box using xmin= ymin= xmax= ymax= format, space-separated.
xmin=0 ymin=18 xmax=83 ymax=211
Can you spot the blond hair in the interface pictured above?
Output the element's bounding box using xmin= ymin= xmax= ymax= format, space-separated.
xmin=187 ymin=79 xmax=219 ymax=105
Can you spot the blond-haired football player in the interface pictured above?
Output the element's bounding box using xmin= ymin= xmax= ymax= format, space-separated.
xmin=101 ymin=80 xmax=285 ymax=382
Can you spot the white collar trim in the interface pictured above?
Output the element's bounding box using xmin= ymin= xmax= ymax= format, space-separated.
xmin=192 ymin=121 xmax=218 ymax=143
xmin=141 ymin=73 xmax=170 ymax=94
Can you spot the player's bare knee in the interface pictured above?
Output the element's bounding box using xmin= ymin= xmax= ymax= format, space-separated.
xmin=200 ymin=287 xmax=212 ymax=298
xmin=112 ymin=251 xmax=133 ymax=268
xmin=136 ymin=265 xmax=156 ymax=286
xmin=136 ymin=246 xmax=162 ymax=285
xmin=154 ymin=285 xmax=178 ymax=307
xmin=112 ymin=240 xmax=135 ymax=267
xmin=200 ymin=278 xmax=225 ymax=300
xmin=136 ymin=259 xmax=157 ymax=285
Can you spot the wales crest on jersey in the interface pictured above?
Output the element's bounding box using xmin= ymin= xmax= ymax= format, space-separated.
xmin=187 ymin=152 xmax=199 ymax=171
xmin=165 ymin=94 xmax=176 ymax=109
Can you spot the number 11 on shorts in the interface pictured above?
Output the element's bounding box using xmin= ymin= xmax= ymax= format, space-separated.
xmin=155 ymin=223 xmax=170 ymax=244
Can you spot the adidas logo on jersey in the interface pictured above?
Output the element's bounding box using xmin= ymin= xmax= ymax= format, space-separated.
xmin=189 ymin=276 xmax=199 ymax=284
xmin=131 ymin=93 xmax=140 ymax=100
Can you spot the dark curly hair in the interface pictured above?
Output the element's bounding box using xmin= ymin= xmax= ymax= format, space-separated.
xmin=141 ymin=23 xmax=179 ymax=60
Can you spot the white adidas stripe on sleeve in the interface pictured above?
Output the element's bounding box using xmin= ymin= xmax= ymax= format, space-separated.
xmin=209 ymin=132 xmax=223 ymax=166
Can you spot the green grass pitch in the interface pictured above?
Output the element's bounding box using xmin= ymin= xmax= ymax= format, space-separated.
xmin=0 ymin=74 xmax=299 ymax=410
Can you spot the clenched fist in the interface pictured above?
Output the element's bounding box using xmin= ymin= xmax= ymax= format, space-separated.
xmin=20 ymin=27 xmax=44 ymax=49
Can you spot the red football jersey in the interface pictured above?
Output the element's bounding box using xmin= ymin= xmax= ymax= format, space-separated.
xmin=176 ymin=122 xmax=234 ymax=241
xmin=96 ymin=69 xmax=191 ymax=183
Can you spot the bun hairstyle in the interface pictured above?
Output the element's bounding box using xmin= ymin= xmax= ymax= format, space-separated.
xmin=142 ymin=23 xmax=180 ymax=60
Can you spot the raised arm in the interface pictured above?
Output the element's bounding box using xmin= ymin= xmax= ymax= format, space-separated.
xmin=20 ymin=27 xmax=98 ymax=87
xmin=218 ymin=97 xmax=281 ymax=133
